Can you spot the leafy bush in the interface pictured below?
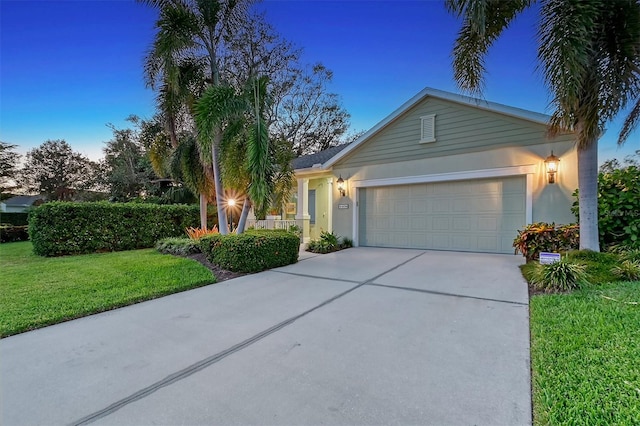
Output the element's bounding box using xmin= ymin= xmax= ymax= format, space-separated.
xmin=513 ymin=222 xmax=579 ymax=261
xmin=530 ymin=258 xmax=590 ymax=292
xmin=0 ymin=225 xmax=29 ymax=243
xmin=199 ymin=229 xmax=299 ymax=273
xmin=611 ymin=260 xmax=640 ymax=281
xmin=307 ymin=231 xmax=352 ymax=254
xmin=288 ymin=224 xmax=302 ymax=240
xmin=29 ymin=202 xmax=200 ymax=256
xmin=573 ymin=163 xmax=640 ymax=249
xmin=186 ymin=226 xmax=219 ymax=240
xmin=0 ymin=212 xmax=29 ymax=226
xmin=156 ymin=237 xmax=200 ymax=256
xmin=340 ymin=236 xmax=354 ymax=248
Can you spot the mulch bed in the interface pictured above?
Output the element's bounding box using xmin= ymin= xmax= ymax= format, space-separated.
xmin=187 ymin=253 xmax=245 ymax=283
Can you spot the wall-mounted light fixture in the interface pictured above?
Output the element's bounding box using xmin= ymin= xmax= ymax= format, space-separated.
xmin=336 ymin=175 xmax=346 ymax=197
xmin=544 ymin=151 xmax=560 ymax=184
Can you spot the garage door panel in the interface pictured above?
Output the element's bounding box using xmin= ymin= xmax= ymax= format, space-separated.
xmin=478 ymin=236 xmax=499 ymax=251
xmin=432 ymin=216 xmax=450 ymax=231
xmin=432 ymin=200 xmax=450 ymax=212
xmin=359 ymin=176 xmax=526 ymax=254
xmin=451 ymin=235 xmax=472 ymax=248
xmin=410 ymin=185 xmax=428 ymax=196
xmin=431 ymin=234 xmax=450 ymax=249
xmin=452 ymin=217 xmax=472 ymax=231
xmin=411 ymin=200 xmax=428 ymax=213
xmin=503 ymin=195 xmax=525 ymax=212
xmin=396 ymin=200 xmax=411 ymax=214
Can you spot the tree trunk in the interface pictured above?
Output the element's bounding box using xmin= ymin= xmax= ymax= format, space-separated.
xmin=199 ymin=193 xmax=207 ymax=229
xmin=236 ymin=198 xmax=252 ymax=234
xmin=211 ymin=130 xmax=228 ymax=235
xmin=577 ymin=140 xmax=600 ymax=251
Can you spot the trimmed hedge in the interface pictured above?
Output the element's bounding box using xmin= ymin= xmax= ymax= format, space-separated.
xmin=0 ymin=212 xmax=29 ymax=226
xmin=199 ymin=229 xmax=299 ymax=273
xmin=1 ymin=225 xmax=29 ymax=243
xmin=29 ymin=202 xmax=200 ymax=256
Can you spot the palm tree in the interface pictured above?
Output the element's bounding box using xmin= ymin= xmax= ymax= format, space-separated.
xmin=447 ymin=0 xmax=640 ymax=251
xmin=140 ymin=0 xmax=252 ymax=234
xmin=145 ymin=60 xmax=213 ymax=228
xmin=196 ymin=76 xmax=293 ymax=234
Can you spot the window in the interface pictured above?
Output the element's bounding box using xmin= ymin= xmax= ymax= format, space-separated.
xmin=308 ymin=189 xmax=316 ymax=224
xmin=420 ymin=114 xmax=436 ymax=144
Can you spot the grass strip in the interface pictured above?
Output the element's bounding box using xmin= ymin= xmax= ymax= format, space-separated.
xmin=0 ymin=241 xmax=215 ymax=337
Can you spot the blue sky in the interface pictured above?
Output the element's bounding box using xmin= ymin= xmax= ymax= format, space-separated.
xmin=1 ymin=0 xmax=637 ymax=163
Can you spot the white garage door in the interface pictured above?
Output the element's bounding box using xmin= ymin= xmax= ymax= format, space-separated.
xmin=358 ymin=177 xmax=526 ymax=254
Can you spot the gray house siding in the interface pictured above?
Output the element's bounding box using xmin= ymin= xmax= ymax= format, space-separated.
xmin=339 ymin=97 xmax=574 ymax=168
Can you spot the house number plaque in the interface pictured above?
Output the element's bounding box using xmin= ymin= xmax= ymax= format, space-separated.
xmin=338 ymin=204 xmax=349 ymax=209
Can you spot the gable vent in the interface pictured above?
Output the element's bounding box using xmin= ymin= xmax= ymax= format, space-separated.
xmin=420 ymin=114 xmax=436 ymax=144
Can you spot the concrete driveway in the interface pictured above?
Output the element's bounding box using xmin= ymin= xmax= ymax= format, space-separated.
xmin=1 ymin=248 xmax=531 ymax=426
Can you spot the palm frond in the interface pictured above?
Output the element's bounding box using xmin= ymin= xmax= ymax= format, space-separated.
xmin=195 ymin=85 xmax=245 ymax=151
xmin=246 ymin=115 xmax=271 ymax=213
xmin=619 ymin=99 xmax=640 ymax=145
xmin=540 ymin=0 xmax=640 ymax=148
xmin=448 ymin=0 xmax=533 ymax=94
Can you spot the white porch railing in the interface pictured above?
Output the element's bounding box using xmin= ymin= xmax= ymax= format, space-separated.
xmin=247 ymin=219 xmax=298 ymax=231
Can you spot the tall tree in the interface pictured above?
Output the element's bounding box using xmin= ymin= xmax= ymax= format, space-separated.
xmin=102 ymin=119 xmax=159 ymax=202
xmin=197 ymin=76 xmax=294 ymax=233
xmin=447 ymin=0 xmax=640 ymax=251
xmin=19 ymin=140 xmax=100 ymax=200
xmin=270 ymin=63 xmax=351 ymax=156
xmin=141 ymin=0 xmax=252 ymax=234
xmin=0 ymin=142 xmax=21 ymax=195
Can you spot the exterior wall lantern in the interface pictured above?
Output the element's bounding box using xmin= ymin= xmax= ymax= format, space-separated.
xmin=336 ymin=175 xmax=346 ymax=197
xmin=544 ymin=151 xmax=560 ymax=184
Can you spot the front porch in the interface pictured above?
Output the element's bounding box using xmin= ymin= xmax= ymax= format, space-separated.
xmin=247 ymin=173 xmax=336 ymax=244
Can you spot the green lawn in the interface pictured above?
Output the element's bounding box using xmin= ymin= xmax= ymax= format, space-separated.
xmin=530 ymin=280 xmax=640 ymax=425
xmin=0 ymin=241 xmax=215 ymax=337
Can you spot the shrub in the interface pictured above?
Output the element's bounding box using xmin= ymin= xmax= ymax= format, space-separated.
xmin=29 ymin=202 xmax=200 ymax=256
xmin=611 ymin=260 xmax=640 ymax=281
xmin=199 ymin=229 xmax=299 ymax=273
xmin=288 ymin=224 xmax=302 ymax=240
xmin=340 ymin=236 xmax=354 ymax=249
xmin=307 ymin=231 xmax=351 ymax=254
xmin=573 ymin=163 xmax=640 ymax=249
xmin=186 ymin=226 xmax=219 ymax=240
xmin=618 ymin=248 xmax=640 ymax=263
xmin=0 ymin=225 xmax=29 ymax=243
xmin=0 ymin=212 xmax=29 ymax=226
xmin=513 ymin=222 xmax=579 ymax=261
xmin=156 ymin=237 xmax=200 ymax=256
xmin=530 ymin=258 xmax=590 ymax=292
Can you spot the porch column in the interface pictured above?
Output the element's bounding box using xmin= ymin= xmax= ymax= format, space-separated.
xmin=326 ymin=177 xmax=333 ymax=233
xmin=295 ymin=177 xmax=311 ymax=244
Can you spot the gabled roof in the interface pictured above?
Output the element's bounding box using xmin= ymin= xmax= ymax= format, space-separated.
xmin=292 ymin=143 xmax=351 ymax=170
xmin=1 ymin=195 xmax=45 ymax=206
xmin=323 ymin=86 xmax=552 ymax=168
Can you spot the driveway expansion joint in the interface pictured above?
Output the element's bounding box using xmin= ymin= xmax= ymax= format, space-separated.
xmin=367 ymin=282 xmax=529 ymax=306
xmin=70 ymin=283 xmax=365 ymax=425
xmin=68 ymin=251 xmax=458 ymax=426
xmin=270 ymin=270 xmax=361 ymax=284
